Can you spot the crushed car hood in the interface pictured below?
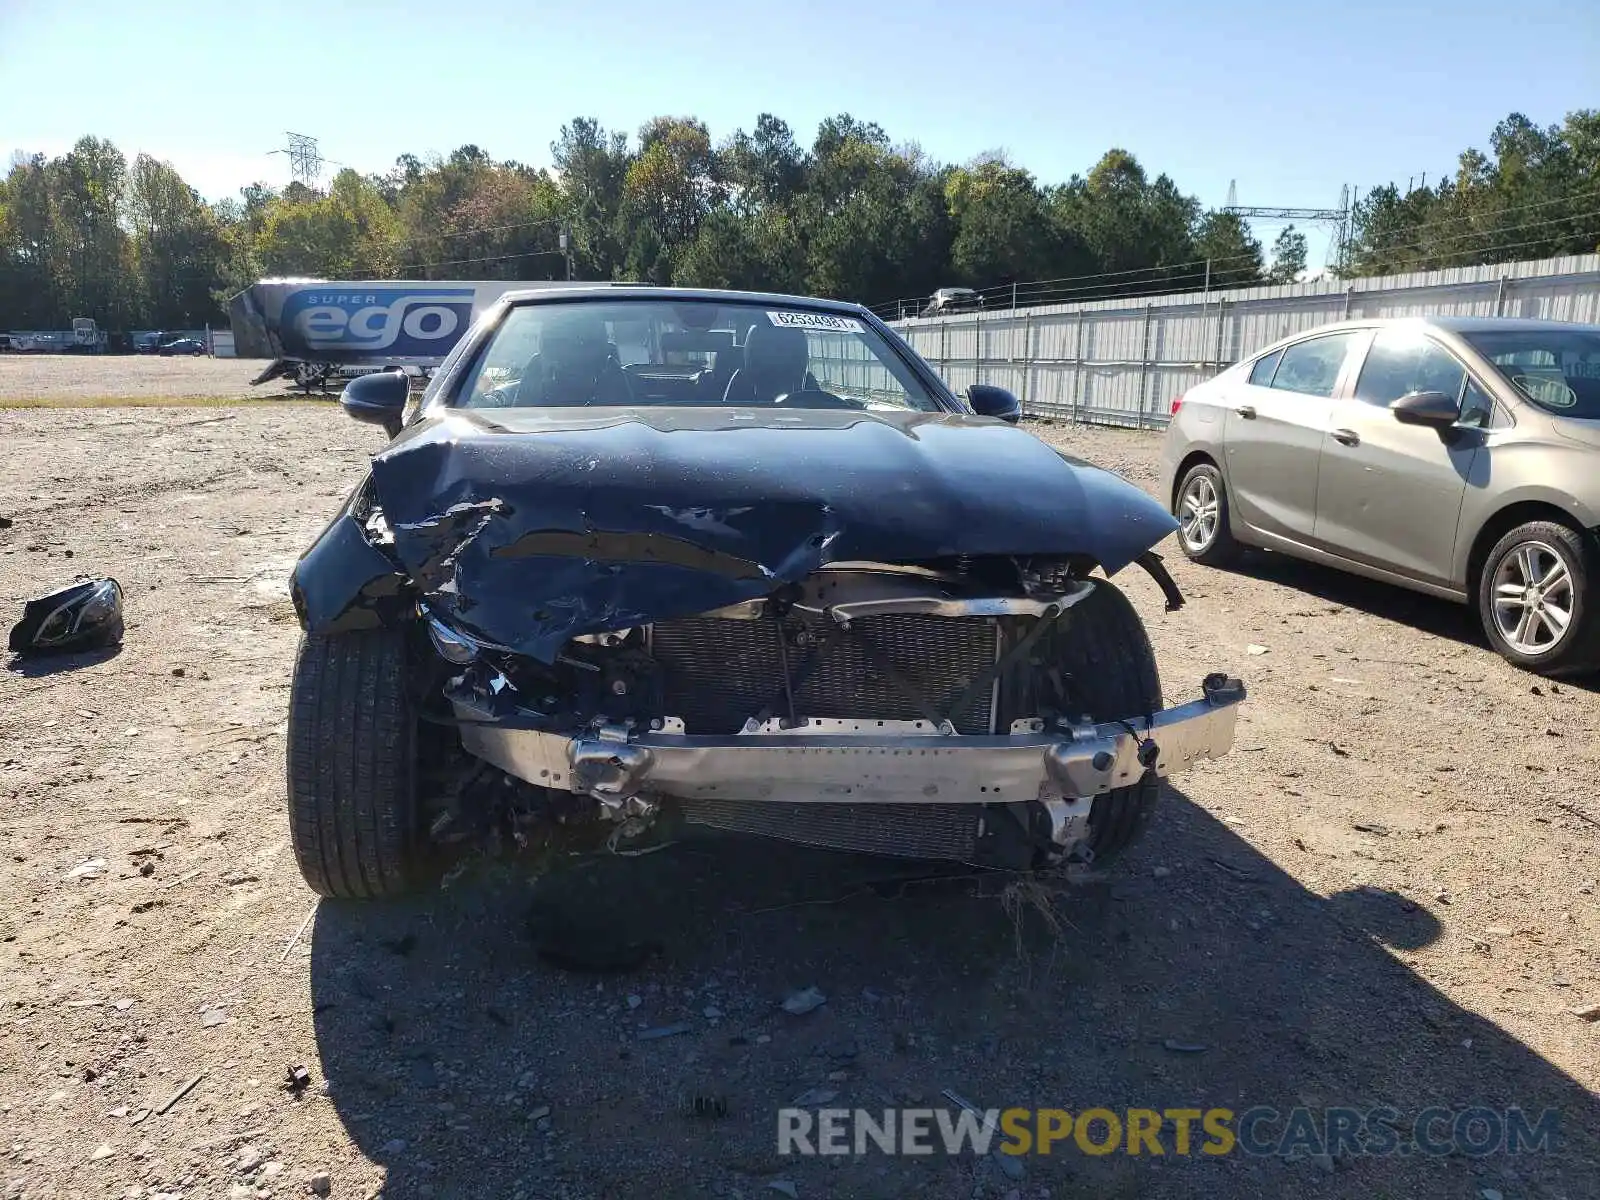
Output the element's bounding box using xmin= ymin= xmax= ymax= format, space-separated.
xmin=358 ymin=407 xmax=1178 ymax=662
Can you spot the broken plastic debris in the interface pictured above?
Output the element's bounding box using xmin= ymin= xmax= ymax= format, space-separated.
xmin=64 ymin=857 xmax=108 ymax=881
xmin=637 ymin=1023 xmax=694 ymax=1041
xmin=781 ymin=986 xmax=827 ymax=1016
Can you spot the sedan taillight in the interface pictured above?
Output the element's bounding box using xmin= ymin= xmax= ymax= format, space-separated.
xmin=1170 ymin=394 xmax=1185 ymax=415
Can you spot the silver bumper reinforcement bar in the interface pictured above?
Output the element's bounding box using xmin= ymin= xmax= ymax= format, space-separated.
xmin=457 ymin=673 xmax=1246 ymax=809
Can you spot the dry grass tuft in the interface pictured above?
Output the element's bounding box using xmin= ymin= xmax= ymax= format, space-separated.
xmin=998 ymin=873 xmax=1075 ymax=963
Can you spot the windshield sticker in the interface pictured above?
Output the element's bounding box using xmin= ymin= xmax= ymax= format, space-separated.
xmin=767 ymin=311 xmax=864 ymax=334
xmin=1513 ymin=373 xmax=1578 ymax=409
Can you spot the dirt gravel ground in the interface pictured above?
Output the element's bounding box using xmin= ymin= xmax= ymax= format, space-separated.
xmin=2 ymin=373 xmax=1598 ymax=1199
xmin=0 ymin=355 xmax=293 ymax=402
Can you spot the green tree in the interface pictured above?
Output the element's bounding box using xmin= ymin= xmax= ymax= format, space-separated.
xmin=127 ymin=154 xmax=228 ymax=326
xmin=618 ymin=117 xmax=722 ymax=283
xmin=722 ymin=114 xmax=807 ymax=213
xmin=1192 ymin=211 xmax=1264 ymax=288
xmin=253 ymin=170 xmax=401 ymax=278
xmin=0 ymin=154 xmax=64 ymax=327
xmin=1266 ymin=224 xmax=1307 ymax=284
xmin=1344 ymin=108 xmax=1599 ymax=275
xmin=944 ymin=156 xmax=1052 ymax=286
xmin=551 ymin=118 xmax=632 ymax=279
xmin=1050 ymin=150 xmax=1200 ymax=296
xmin=4 ymin=107 xmax=1597 ymax=331
xmin=53 ymin=136 xmax=134 ymax=326
xmin=673 ymin=208 xmax=767 ymax=290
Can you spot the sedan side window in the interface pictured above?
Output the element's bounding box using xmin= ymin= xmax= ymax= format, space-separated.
xmin=1460 ymin=379 xmax=1498 ymax=429
xmin=1355 ymin=330 xmax=1467 ymax=409
xmin=1270 ymin=333 xmax=1359 ymax=398
xmin=1248 ymin=348 xmax=1284 ymax=387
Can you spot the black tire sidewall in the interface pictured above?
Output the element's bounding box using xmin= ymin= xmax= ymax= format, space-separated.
xmin=1030 ymin=581 xmax=1164 ymax=863
xmin=286 ymin=627 xmax=426 ymax=897
xmin=1477 ymin=521 xmax=1592 ymax=673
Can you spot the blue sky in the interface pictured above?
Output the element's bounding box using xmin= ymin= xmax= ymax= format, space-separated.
xmin=3 ymin=0 xmax=1596 ymax=270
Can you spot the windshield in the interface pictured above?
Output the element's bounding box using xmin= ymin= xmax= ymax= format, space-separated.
xmin=1462 ymin=327 xmax=1600 ymax=419
xmin=453 ymin=299 xmax=943 ymax=413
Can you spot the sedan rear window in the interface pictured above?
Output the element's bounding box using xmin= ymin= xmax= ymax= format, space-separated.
xmin=1270 ymin=333 xmax=1359 ymax=398
xmin=1247 ymin=349 xmax=1283 ymax=386
xmin=452 ymin=299 xmax=942 ymax=413
xmin=1462 ymin=328 xmax=1600 ymax=419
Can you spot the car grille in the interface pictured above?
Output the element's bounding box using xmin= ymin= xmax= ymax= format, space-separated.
xmin=648 ymin=612 xmax=1001 ymax=735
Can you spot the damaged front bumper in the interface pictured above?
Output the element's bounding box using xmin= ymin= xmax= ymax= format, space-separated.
xmin=453 ymin=674 xmax=1246 ymax=855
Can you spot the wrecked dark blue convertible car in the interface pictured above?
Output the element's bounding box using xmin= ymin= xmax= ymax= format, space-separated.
xmin=285 ymin=287 xmax=1246 ymax=899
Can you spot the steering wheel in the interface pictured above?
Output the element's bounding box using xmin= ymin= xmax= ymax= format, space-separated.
xmin=477 ymin=383 xmax=518 ymax=408
xmin=772 ymin=388 xmax=865 ymax=411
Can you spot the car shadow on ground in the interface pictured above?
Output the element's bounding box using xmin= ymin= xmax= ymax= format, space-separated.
xmin=1226 ymin=550 xmax=1483 ymax=646
xmin=1218 ymin=549 xmax=1600 ymax=693
xmin=308 ymin=788 xmax=1597 ymax=1200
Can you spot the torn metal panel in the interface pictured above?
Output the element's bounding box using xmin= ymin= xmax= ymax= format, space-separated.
xmin=290 ymin=507 xmax=413 ymax=635
xmin=341 ymin=406 xmax=1178 ymax=661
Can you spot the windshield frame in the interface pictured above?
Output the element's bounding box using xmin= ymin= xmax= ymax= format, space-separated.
xmin=426 ymin=293 xmax=961 ymax=418
xmin=1460 ymin=325 xmax=1600 ymax=420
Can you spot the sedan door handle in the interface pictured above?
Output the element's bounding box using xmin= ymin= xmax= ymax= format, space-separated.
xmin=1331 ymin=428 xmax=1360 ymax=447
xmin=1234 ymin=405 xmax=1256 ymax=419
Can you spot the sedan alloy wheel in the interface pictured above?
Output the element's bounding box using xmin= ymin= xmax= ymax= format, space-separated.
xmin=1490 ymin=540 xmax=1574 ymax=654
xmin=1178 ymin=473 xmax=1221 ymax=553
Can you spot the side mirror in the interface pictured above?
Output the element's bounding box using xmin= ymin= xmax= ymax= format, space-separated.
xmin=340 ymin=370 xmax=410 ymax=439
xmin=1390 ymin=390 xmax=1459 ymax=428
xmin=966 ymin=383 xmax=1021 ymax=424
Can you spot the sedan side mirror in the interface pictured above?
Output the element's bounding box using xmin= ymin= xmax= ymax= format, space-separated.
xmin=340 ymin=370 xmax=410 ymax=439
xmin=1389 ymin=390 xmax=1459 ymax=428
xmin=966 ymin=383 xmax=1021 ymax=424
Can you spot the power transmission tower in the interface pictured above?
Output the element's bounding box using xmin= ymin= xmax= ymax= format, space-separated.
xmin=271 ymin=132 xmax=338 ymax=186
xmin=1224 ymin=181 xmax=1354 ymax=272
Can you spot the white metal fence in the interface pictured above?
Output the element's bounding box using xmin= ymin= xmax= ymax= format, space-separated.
xmin=889 ymin=253 xmax=1600 ymax=429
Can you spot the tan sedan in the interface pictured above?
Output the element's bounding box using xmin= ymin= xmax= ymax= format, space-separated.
xmin=1159 ymin=316 xmax=1600 ymax=674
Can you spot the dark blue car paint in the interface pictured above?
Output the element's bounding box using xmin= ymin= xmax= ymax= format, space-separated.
xmin=290 ymin=403 xmax=1181 ymax=661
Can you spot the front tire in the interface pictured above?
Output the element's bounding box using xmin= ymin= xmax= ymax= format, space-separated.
xmin=1477 ymin=521 xmax=1600 ymax=676
xmin=1173 ymin=461 xmax=1241 ymax=566
xmin=286 ymin=628 xmax=430 ymax=898
xmin=1037 ymin=581 xmax=1164 ymax=863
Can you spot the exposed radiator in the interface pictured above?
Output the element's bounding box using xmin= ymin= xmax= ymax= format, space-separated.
xmin=678 ymin=797 xmax=984 ymax=861
xmin=648 ymin=612 xmax=1000 ymax=735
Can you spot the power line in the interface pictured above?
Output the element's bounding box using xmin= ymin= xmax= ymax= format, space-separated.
xmin=351 ymin=245 xmax=571 ymax=279
xmin=883 ymin=224 xmax=1597 ymax=317
xmin=1360 ymin=189 xmax=1600 ymax=248
xmin=871 ymin=189 xmax=1600 ymax=315
xmin=388 ymin=215 xmax=569 ymax=249
xmin=1352 ymin=206 xmax=1600 ymax=258
xmin=876 ymin=220 xmax=1600 ymax=317
xmin=354 ymin=184 xmax=1591 ymax=293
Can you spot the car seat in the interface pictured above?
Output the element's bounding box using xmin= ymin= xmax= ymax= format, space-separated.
xmin=723 ymin=324 xmax=812 ymax=403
